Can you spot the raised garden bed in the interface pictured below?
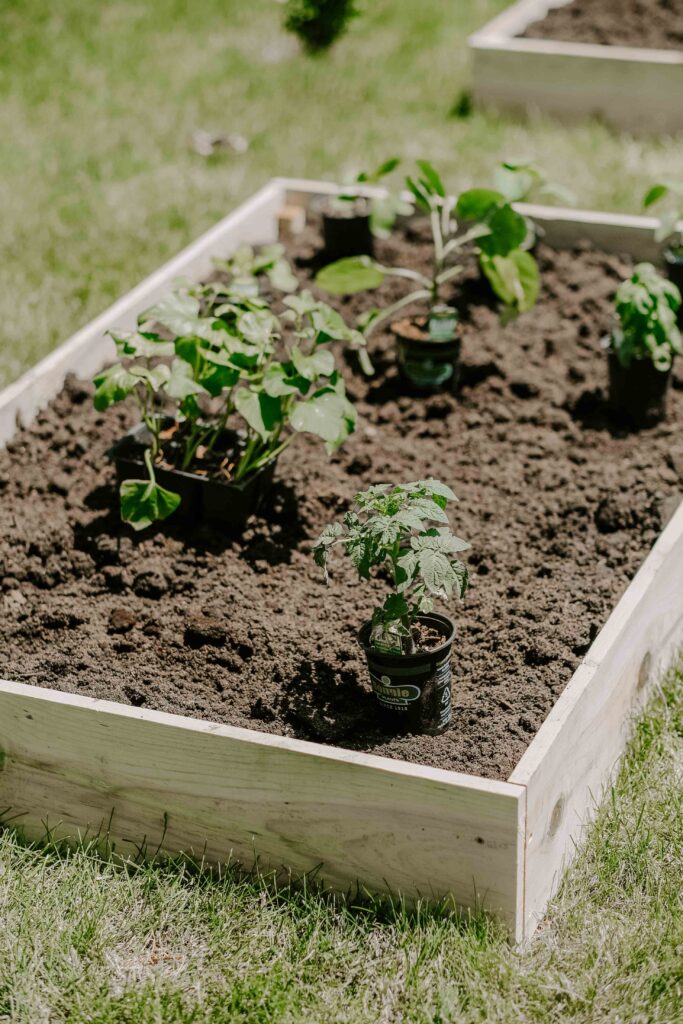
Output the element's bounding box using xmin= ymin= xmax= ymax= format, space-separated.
xmin=469 ymin=0 xmax=683 ymax=133
xmin=1 ymin=179 xmax=683 ymax=942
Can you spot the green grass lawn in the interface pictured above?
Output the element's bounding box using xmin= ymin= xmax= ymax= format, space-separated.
xmin=2 ymin=1 xmax=683 ymax=1020
xmin=2 ymin=668 xmax=682 ymax=1023
xmin=2 ymin=0 xmax=683 ymax=388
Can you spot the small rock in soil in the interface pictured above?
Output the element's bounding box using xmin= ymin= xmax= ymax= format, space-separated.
xmin=184 ymin=614 xmax=227 ymax=649
xmin=109 ymin=607 xmax=137 ymax=633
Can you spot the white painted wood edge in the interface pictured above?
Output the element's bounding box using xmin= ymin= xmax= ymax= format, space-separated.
xmin=0 ymin=679 xmax=521 ymax=798
xmin=510 ymin=500 xmax=683 ymax=787
xmin=469 ymin=0 xmax=683 ymax=64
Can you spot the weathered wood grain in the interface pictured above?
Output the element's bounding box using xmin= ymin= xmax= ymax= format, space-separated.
xmin=0 ymin=681 xmax=526 ymax=936
xmin=511 ymin=501 xmax=683 ymax=937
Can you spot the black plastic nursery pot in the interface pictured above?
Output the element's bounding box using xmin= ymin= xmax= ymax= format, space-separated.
xmin=664 ymin=247 xmax=683 ymax=326
xmin=392 ymin=310 xmax=462 ymax=392
xmin=321 ymin=206 xmax=374 ymax=261
xmin=111 ymin=423 xmax=277 ymax=530
xmin=358 ymin=613 xmax=456 ymax=736
xmin=607 ymin=352 xmax=671 ymax=428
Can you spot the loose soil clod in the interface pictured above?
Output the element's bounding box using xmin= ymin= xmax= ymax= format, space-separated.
xmin=0 ymin=228 xmax=682 ymax=780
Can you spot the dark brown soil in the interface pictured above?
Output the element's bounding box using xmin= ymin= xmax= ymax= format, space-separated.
xmin=1 ymin=225 xmax=682 ymax=781
xmin=521 ymin=0 xmax=683 ymax=50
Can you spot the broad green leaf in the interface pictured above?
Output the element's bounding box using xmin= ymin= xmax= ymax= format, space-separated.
xmin=142 ymin=292 xmax=217 ymax=341
xmin=120 ymin=479 xmax=181 ymax=531
xmin=480 ymin=250 xmax=540 ymax=313
xmin=478 ymin=204 xmax=527 ymax=256
xmin=411 ymin=532 xmax=470 ymax=554
xmin=315 ymin=256 xmax=385 ymax=296
xmin=266 ymin=259 xmax=298 ymax=293
xmin=234 ymin=388 xmax=282 ymax=441
xmin=93 ymin=364 xmax=140 ymax=411
xmin=409 ymin=479 xmax=457 ymax=502
xmin=110 ymin=331 xmax=175 ymax=359
xmin=263 ymin=363 xmax=309 ymax=397
xmin=283 ymin=291 xmax=320 ymax=317
xmin=290 ymin=390 xmax=356 ymax=450
xmin=291 ymin=346 xmax=335 ymax=382
xmin=166 ymin=359 xmax=207 ymax=401
xmin=409 ymin=497 xmax=449 ymax=524
xmin=455 ymin=188 xmax=504 ymax=223
xmin=644 ymin=183 xmax=669 ymax=208
xmin=416 ymin=548 xmax=459 ymax=594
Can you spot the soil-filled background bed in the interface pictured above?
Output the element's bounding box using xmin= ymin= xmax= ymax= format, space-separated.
xmin=521 ymin=0 xmax=683 ymax=50
xmin=1 ymin=222 xmax=682 ymax=780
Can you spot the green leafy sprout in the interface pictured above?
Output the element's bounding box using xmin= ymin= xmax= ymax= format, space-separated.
xmin=95 ymin=252 xmax=369 ymax=530
xmin=643 ymin=181 xmax=683 ymax=253
xmin=612 ymin=262 xmax=682 ymax=372
xmin=313 ymin=480 xmax=470 ymax=654
xmin=315 ymin=160 xmax=541 ymax=340
xmin=332 ymin=157 xmax=414 ymax=238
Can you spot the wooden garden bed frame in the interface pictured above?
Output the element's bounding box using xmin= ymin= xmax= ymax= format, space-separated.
xmin=1 ymin=178 xmax=682 ymax=943
xmin=469 ymin=0 xmax=683 ymax=133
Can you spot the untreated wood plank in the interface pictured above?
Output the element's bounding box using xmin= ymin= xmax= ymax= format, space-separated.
xmin=0 ymin=681 xmax=526 ymax=937
xmin=511 ymin=500 xmax=683 ymax=939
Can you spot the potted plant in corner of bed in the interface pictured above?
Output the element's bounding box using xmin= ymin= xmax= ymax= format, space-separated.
xmin=607 ymin=262 xmax=681 ymax=427
xmin=313 ymin=479 xmax=470 ymax=735
xmin=94 ymin=285 xmax=368 ymax=532
xmin=316 ymin=157 xmax=412 ymax=261
xmin=643 ymin=181 xmax=683 ymax=323
xmin=315 ymin=161 xmax=540 ymax=391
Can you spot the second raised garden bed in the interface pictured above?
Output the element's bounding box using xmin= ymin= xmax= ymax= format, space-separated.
xmin=469 ymin=0 xmax=683 ymax=133
xmin=1 ymin=179 xmax=683 ymax=942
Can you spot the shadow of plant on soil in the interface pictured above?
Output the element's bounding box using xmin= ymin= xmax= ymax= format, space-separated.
xmin=277 ymin=654 xmax=380 ymax=746
xmin=75 ymin=478 xmax=306 ymax=568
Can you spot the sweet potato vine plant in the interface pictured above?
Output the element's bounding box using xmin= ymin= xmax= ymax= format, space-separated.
xmin=316 ymin=161 xmax=541 ymax=337
xmin=314 ymin=480 xmax=470 ymax=654
xmin=95 ymin=279 xmax=368 ymax=530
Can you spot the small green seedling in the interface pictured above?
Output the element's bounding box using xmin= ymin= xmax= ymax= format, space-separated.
xmin=209 ymin=244 xmax=298 ymax=298
xmin=643 ymin=182 xmax=683 ymax=254
xmin=612 ymin=263 xmax=682 ymax=371
xmin=314 ymin=480 xmax=470 ymax=654
xmin=493 ymin=160 xmax=575 ymax=207
xmin=316 ymin=160 xmax=540 ymax=339
xmin=330 ymin=158 xmax=412 ymax=237
xmin=95 ymin=287 xmax=366 ymax=530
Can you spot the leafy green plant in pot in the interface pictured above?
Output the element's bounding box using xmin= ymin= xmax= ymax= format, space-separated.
xmin=316 ymin=161 xmax=540 ymax=391
xmin=319 ymin=158 xmax=410 ymax=262
xmin=314 ymin=480 xmax=469 ymax=735
xmin=643 ymin=182 xmax=683 ymax=323
xmin=493 ymin=160 xmax=575 ymax=253
xmin=95 ymin=288 xmax=365 ymax=532
xmin=607 ymin=263 xmax=681 ymax=427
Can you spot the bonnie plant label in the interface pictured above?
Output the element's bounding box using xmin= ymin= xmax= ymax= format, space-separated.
xmin=370 ymin=673 xmax=422 ymax=711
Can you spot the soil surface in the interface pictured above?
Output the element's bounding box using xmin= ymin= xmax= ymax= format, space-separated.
xmin=521 ymin=0 xmax=683 ymax=50
xmin=1 ymin=225 xmax=683 ymax=781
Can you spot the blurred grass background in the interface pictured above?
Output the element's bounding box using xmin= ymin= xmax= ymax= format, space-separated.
xmin=1 ymin=0 xmax=683 ymax=386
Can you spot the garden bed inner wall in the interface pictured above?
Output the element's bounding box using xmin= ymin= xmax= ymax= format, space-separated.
xmin=469 ymin=0 xmax=683 ymax=133
xmin=1 ymin=179 xmax=682 ymax=942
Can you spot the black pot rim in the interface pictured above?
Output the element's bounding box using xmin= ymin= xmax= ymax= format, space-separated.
xmin=664 ymin=245 xmax=683 ymax=265
xmin=109 ymin=421 xmax=277 ymax=492
xmin=358 ymin=612 xmax=456 ymax=662
xmin=392 ymin=317 xmax=461 ymax=351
